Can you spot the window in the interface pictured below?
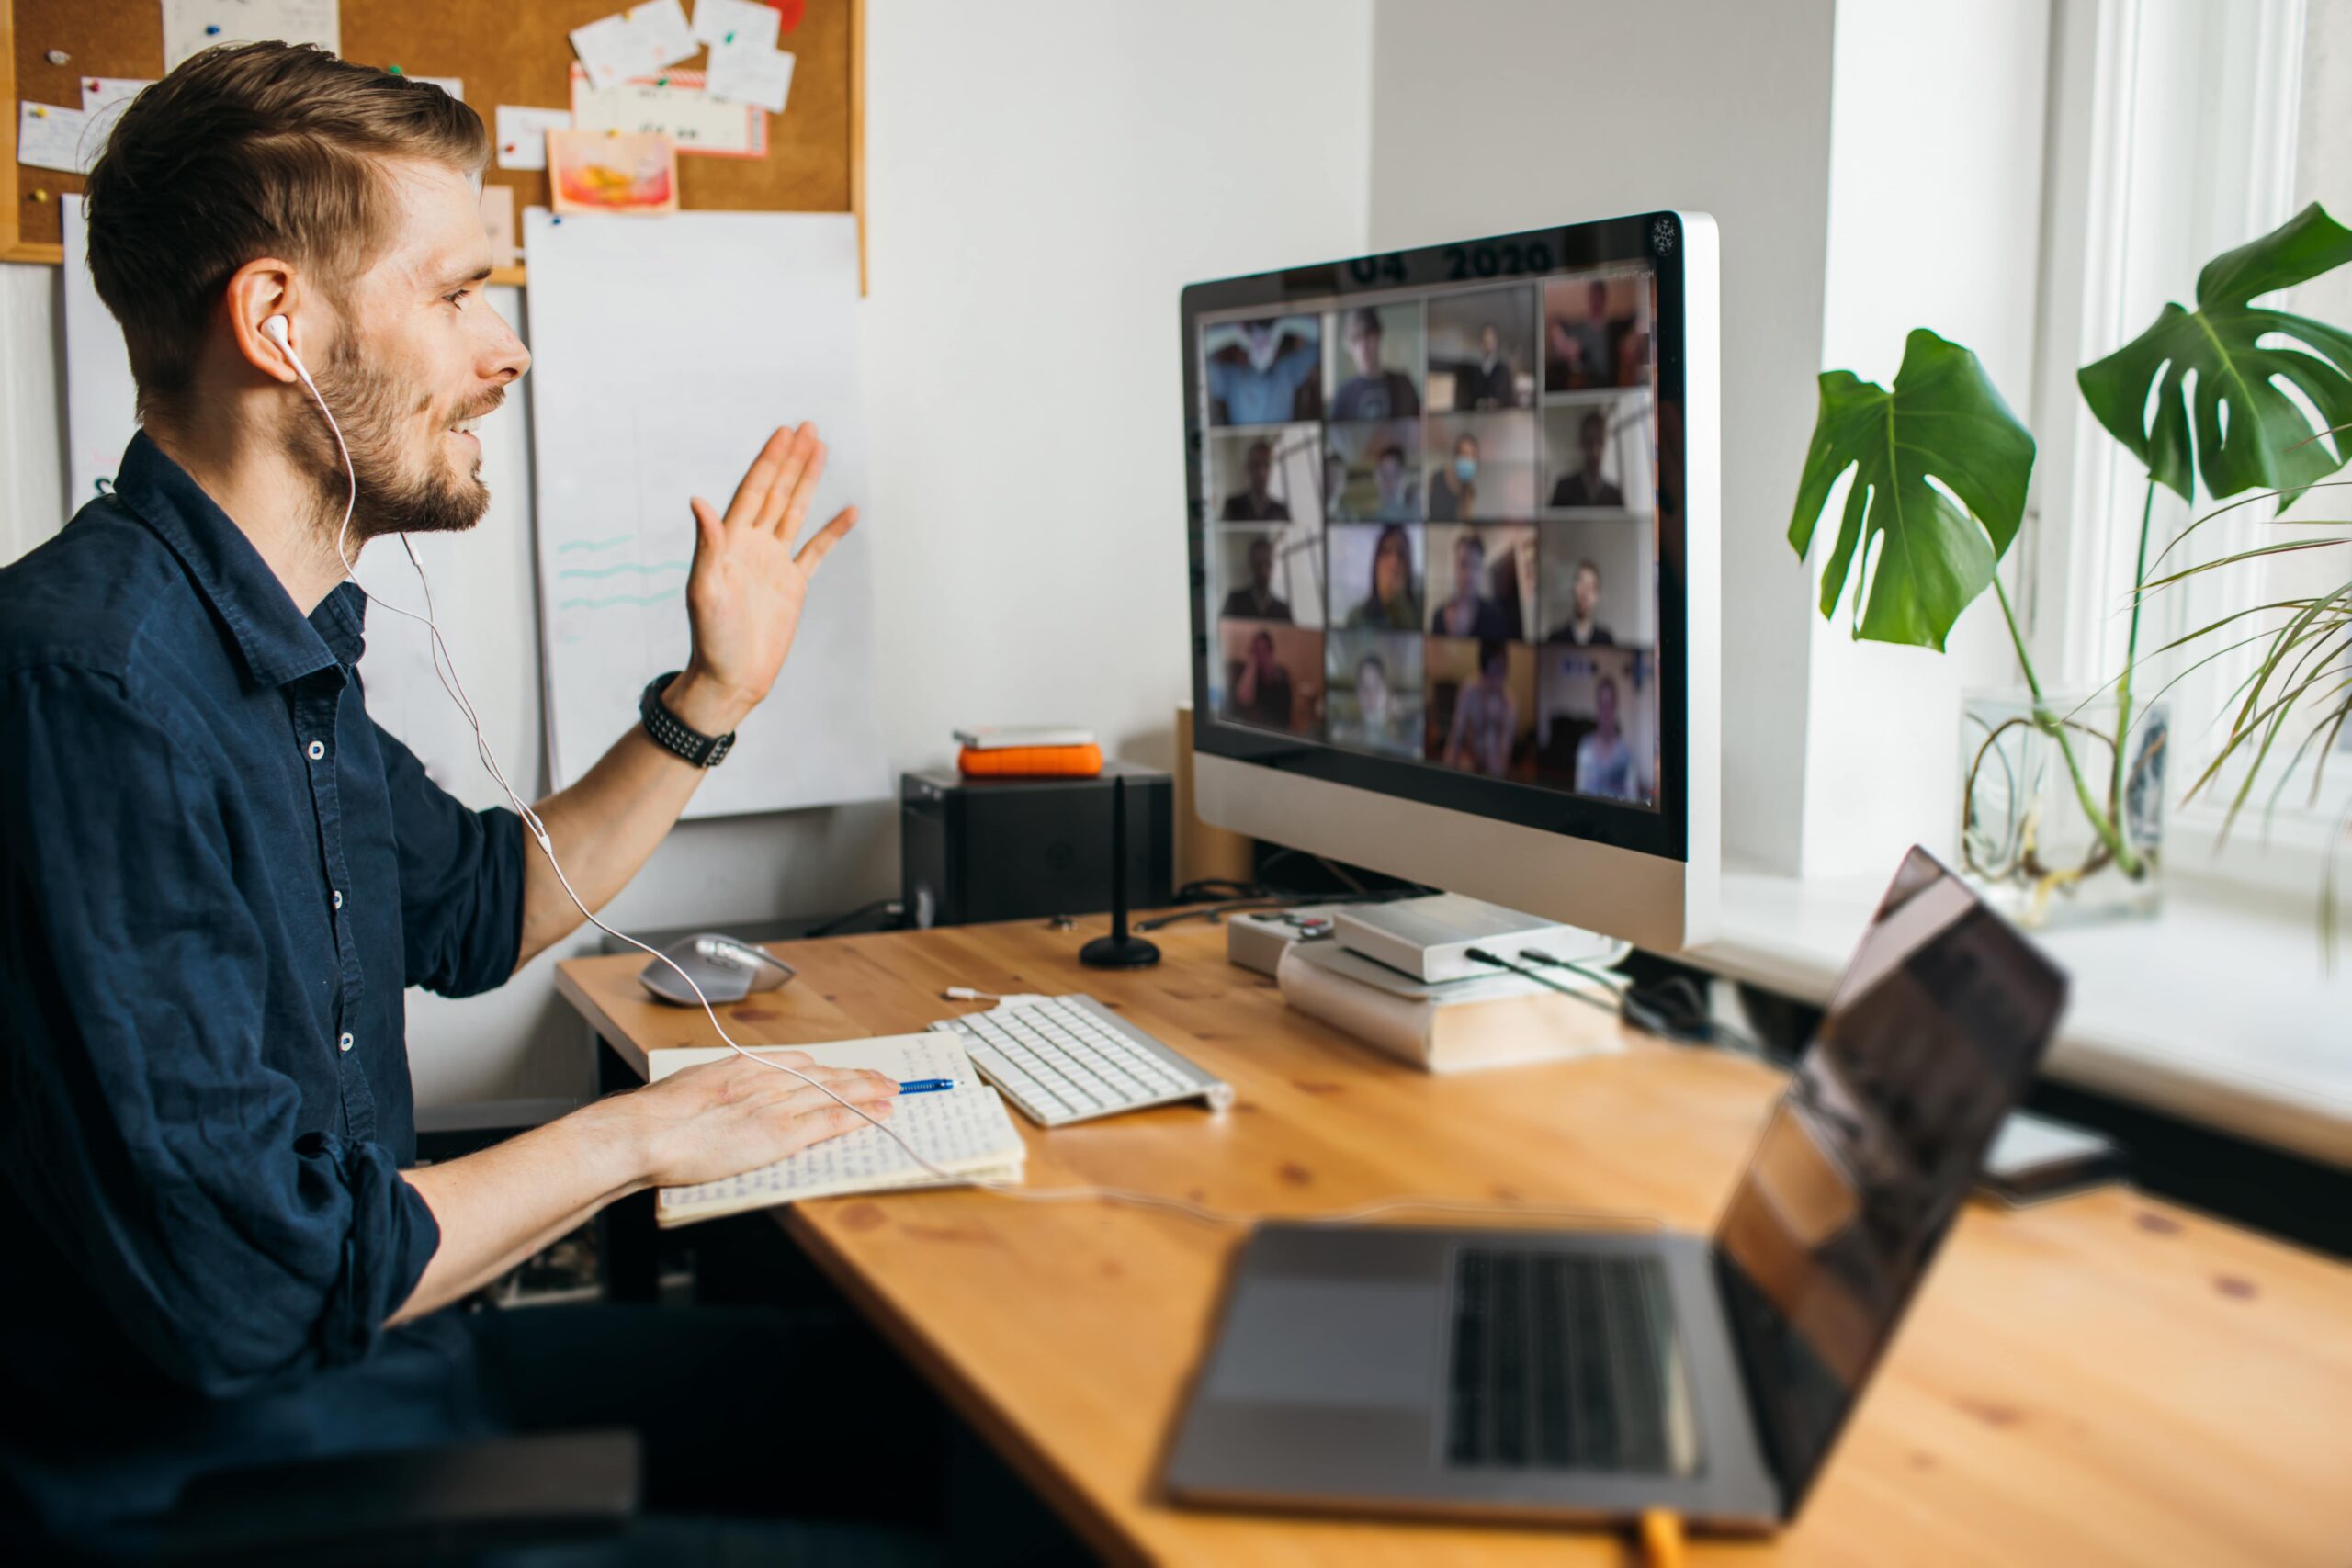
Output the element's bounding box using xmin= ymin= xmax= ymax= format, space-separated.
xmin=2026 ymin=0 xmax=2350 ymax=895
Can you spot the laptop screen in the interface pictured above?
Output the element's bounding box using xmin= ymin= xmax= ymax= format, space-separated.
xmin=1710 ymin=848 xmax=2067 ymax=1509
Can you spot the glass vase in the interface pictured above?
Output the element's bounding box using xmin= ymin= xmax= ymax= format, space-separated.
xmin=1958 ymin=688 xmax=2166 ymax=929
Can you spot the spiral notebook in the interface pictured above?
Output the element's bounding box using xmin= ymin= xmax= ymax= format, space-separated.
xmin=647 ymin=1034 xmax=1027 ymax=1227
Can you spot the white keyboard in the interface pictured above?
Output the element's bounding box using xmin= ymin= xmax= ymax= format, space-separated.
xmin=929 ymin=995 xmax=1234 ymax=1128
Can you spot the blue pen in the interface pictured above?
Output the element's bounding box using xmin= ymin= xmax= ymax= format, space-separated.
xmin=897 ymin=1078 xmax=955 ymax=1094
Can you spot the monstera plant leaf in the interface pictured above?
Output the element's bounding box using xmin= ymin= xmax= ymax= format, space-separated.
xmin=2079 ymin=201 xmax=2352 ymax=502
xmin=1787 ymin=328 xmax=2036 ymax=650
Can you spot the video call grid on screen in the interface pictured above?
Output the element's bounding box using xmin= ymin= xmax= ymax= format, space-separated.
xmin=1198 ymin=263 xmax=1662 ymax=810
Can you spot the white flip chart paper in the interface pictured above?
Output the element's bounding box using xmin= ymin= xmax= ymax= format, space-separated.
xmin=523 ymin=208 xmax=886 ymax=818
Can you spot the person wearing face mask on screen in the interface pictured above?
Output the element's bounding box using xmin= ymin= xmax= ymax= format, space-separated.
xmin=1428 ymin=432 xmax=1479 ymax=522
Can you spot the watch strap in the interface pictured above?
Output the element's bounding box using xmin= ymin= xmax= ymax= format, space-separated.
xmin=639 ymin=671 xmax=735 ymax=768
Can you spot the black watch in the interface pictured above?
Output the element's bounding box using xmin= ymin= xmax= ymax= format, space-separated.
xmin=639 ymin=671 xmax=736 ymax=768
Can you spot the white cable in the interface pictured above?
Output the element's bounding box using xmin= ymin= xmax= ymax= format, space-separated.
xmin=288 ymin=366 xmax=1661 ymax=1236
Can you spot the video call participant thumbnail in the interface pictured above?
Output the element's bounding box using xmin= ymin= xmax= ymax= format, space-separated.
xmin=1544 ymin=274 xmax=1646 ymax=393
xmin=1544 ymin=557 xmax=1614 ymax=646
xmin=1575 ymin=673 xmax=1639 ymax=801
xmin=1424 ymin=636 xmax=1534 ymax=778
xmin=1220 ymin=620 xmax=1323 ymax=735
xmin=1439 ymin=638 xmax=1529 ymax=777
xmin=1536 ymin=647 xmax=1657 ymax=807
xmin=1325 ymin=629 xmax=1424 ymax=759
xmin=1327 ymin=420 xmax=1424 ymax=522
xmin=1456 ymin=322 xmax=1521 ymax=410
xmin=1221 ymin=437 xmax=1291 ymax=521
xmin=1429 ymin=527 xmax=1511 ymax=639
xmin=1426 ymin=285 xmax=1535 ymax=412
xmin=1219 ymin=535 xmax=1293 ymax=623
xmin=1333 ymin=522 xmax=1423 ymax=632
xmin=1330 ymin=305 xmax=1422 ymax=422
xmin=1548 ymin=407 xmax=1624 ymax=508
xmin=1428 ymin=432 xmax=1477 ymax=522
xmin=1206 ymin=315 xmax=1322 ymax=425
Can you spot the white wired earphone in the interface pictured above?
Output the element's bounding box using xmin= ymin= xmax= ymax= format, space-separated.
xmin=262 ymin=312 xmax=1657 ymax=1235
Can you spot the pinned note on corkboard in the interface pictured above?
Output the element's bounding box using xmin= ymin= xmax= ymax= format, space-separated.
xmin=1 ymin=0 xmax=863 ymax=286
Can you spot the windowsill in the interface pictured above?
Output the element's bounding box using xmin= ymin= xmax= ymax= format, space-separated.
xmin=1689 ymin=863 xmax=2352 ymax=1170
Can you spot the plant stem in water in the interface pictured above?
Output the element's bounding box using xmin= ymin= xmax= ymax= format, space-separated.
xmin=2110 ymin=477 xmax=2157 ymax=815
xmin=1994 ymin=576 xmax=2144 ymax=877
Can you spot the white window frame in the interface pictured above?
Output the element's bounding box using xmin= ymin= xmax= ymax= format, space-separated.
xmin=2024 ymin=0 xmax=2347 ymax=898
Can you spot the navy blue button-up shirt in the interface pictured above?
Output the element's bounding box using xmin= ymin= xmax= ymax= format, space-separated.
xmin=0 ymin=434 xmax=526 ymax=1546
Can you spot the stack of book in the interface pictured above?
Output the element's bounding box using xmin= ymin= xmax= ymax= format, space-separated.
xmin=1275 ymin=936 xmax=1627 ymax=1074
xmin=953 ymin=726 xmax=1102 ymax=778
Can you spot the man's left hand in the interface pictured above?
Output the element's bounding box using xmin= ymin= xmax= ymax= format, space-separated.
xmin=665 ymin=423 xmax=859 ymax=737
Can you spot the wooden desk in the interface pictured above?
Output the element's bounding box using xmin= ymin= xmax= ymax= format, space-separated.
xmin=556 ymin=918 xmax=2352 ymax=1566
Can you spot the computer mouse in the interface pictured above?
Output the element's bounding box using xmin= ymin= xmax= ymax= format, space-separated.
xmin=639 ymin=933 xmax=797 ymax=1006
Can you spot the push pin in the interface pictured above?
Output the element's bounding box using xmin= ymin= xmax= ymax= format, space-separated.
xmin=31 ymin=188 xmax=51 ymax=204
xmin=206 ymin=23 xmax=221 ymax=35
xmin=47 ymin=49 xmax=71 ymax=66
xmin=86 ymin=80 xmax=99 ymax=93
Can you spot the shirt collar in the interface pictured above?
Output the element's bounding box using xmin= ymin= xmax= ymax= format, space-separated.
xmin=111 ymin=431 xmax=365 ymax=686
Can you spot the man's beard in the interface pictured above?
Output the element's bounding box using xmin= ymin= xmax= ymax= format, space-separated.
xmin=303 ymin=337 xmax=500 ymax=546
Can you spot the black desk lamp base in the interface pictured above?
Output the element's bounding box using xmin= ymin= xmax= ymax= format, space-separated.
xmin=1081 ymin=772 xmax=1161 ymax=970
xmin=1080 ymin=932 xmax=1161 ymax=969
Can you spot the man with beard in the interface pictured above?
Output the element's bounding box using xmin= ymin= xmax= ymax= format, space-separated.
xmin=0 ymin=45 xmax=983 ymax=1564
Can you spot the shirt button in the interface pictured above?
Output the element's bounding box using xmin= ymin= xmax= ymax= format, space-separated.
xmin=338 ymin=1032 xmax=354 ymax=1054
xmin=306 ymin=740 xmax=326 ymax=761
xmin=332 ymin=889 xmax=344 ymax=909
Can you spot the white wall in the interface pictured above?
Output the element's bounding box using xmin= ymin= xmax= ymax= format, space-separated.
xmin=0 ymin=0 xmax=1374 ymax=1106
xmin=1366 ymin=0 xmax=1838 ymax=875
xmin=1802 ymin=0 xmax=2052 ymax=877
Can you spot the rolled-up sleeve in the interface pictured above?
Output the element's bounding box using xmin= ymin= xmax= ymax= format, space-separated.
xmin=0 ymin=667 xmax=440 ymax=1399
xmin=373 ymin=722 xmax=526 ymax=996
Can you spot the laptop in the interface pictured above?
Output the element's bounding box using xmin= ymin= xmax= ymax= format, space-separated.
xmin=1163 ymin=847 xmax=2068 ymax=1529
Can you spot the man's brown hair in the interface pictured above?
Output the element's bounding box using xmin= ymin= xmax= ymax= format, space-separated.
xmin=84 ymin=42 xmax=489 ymax=419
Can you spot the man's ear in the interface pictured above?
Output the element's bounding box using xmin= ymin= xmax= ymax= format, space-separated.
xmin=224 ymin=259 xmax=303 ymax=385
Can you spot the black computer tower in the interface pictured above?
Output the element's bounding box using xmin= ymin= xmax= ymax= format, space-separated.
xmin=899 ymin=763 xmax=1173 ymax=930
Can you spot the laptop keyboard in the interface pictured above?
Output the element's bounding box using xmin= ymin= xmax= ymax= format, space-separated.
xmin=1445 ymin=1248 xmax=1684 ymax=1472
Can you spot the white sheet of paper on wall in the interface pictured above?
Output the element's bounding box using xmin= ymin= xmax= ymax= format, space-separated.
xmin=707 ymin=45 xmax=793 ymax=116
xmin=79 ymin=77 xmax=155 ymax=150
xmin=493 ymin=105 xmax=575 ymax=171
xmin=160 ymin=0 xmax=342 ymax=73
xmin=570 ymin=0 xmax=699 ymax=90
xmin=692 ymin=0 xmax=781 ymax=50
xmin=17 ymin=101 xmax=96 ymax=175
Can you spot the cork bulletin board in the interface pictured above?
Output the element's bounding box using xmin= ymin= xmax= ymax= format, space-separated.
xmin=0 ymin=0 xmax=864 ymax=285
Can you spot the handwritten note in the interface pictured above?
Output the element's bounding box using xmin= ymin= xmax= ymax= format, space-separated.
xmin=648 ymin=1037 xmax=1025 ymax=1225
xmin=693 ymin=0 xmax=780 ymax=48
xmin=160 ymin=0 xmax=341 ymax=73
xmin=78 ymin=77 xmax=153 ymax=152
xmin=571 ymin=0 xmax=699 ymax=90
xmin=707 ymin=46 xmax=793 ymax=116
xmin=494 ymin=105 xmax=575 ymax=171
xmin=17 ymin=102 xmax=95 ymax=175
xmin=570 ymin=66 xmax=766 ymax=158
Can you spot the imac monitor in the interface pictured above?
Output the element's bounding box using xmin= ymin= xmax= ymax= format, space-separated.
xmin=1183 ymin=212 xmax=1719 ymax=950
